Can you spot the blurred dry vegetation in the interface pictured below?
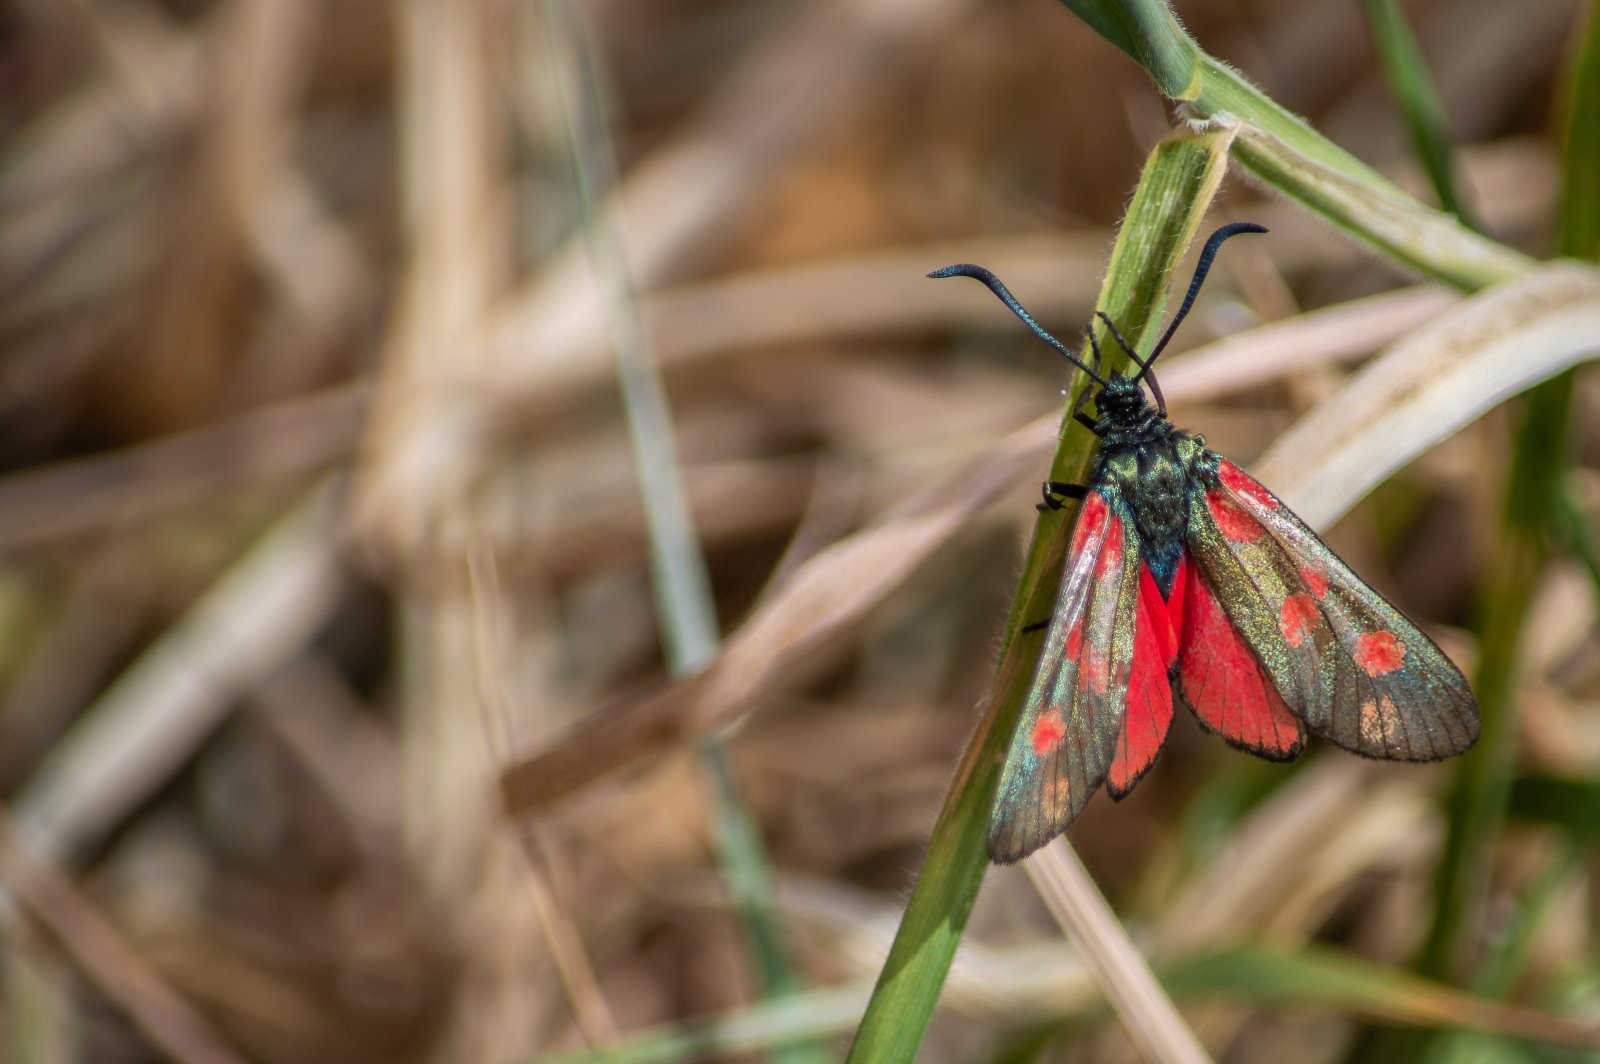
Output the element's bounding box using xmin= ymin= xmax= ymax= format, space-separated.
xmin=0 ymin=0 xmax=1596 ymax=1062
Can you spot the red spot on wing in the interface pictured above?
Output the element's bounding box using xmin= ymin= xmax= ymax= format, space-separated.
xmin=1218 ymin=461 xmax=1279 ymax=509
xmin=1278 ymin=593 xmax=1320 ymax=648
xmin=1096 ymin=514 xmax=1125 ymax=576
xmin=1064 ymin=620 xmax=1084 ymax=660
xmin=1109 ymin=567 xmax=1176 ymax=797
xmin=1070 ymin=493 xmax=1109 ymax=554
xmin=1031 ymin=710 xmax=1067 ymax=755
xmin=1354 ymin=630 xmax=1406 ymax=676
xmin=1178 ymin=560 xmax=1302 ymax=757
xmin=1209 ymin=490 xmax=1263 ymax=543
xmin=1300 ymin=566 xmax=1330 ymax=598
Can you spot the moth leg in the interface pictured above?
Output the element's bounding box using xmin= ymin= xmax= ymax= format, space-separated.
xmin=1021 ymin=617 xmax=1051 ymax=634
xmin=1037 ymin=481 xmax=1089 ymax=512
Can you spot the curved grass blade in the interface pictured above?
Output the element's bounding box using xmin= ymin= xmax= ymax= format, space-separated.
xmin=1060 ymin=0 xmax=1533 ymax=290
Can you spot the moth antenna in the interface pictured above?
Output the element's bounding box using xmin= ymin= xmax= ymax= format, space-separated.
xmin=1135 ymin=221 xmax=1268 ymax=384
xmin=1093 ymin=311 xmax=1167 ymax=414
xmin=1093 ymin=311 xmax=1147 ymax=371
xmin=929 ymin=264 xmax=1108 ymax=387
xmin=1144 ymin=367 xmax=1167 ymax=417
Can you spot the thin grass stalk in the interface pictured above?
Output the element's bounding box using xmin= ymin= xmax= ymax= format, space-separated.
xmin=1362 ymin=0 xmax=1477 ymax=225
xmin=845 ymin=126 xmax=1234 ymax=1063
xmin=541 ymin=4 xmax=821 ymax=1056
xmin=1026 ymin=843 xmax=1211 ymax=1062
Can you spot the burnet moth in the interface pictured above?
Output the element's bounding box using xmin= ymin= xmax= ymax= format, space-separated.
xmin=932 ymin=222 xmax=1480 ymax=863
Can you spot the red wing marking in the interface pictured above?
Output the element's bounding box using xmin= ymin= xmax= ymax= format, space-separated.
xmin=1354 ymin=630 xmax=1406 ymax=676
xmin=1217 ymin=459 xmax=1279 ymax=509
xmin=1096 ymin=516 xmax=1125 ymax=576
xmin=1279 ymin=593 xmax=1320 ymax=648
xmin=1031 ymin=711 xmax=1068 ymax=755
xmin=1108 ymin=566 xmax=1177 ymax=797
xmin=1071 ymin=493 xmax=1109 ymax=553
xmin=1178 ymin=557 xmax=1303 ymax=758
xmin=1208 ymin=490 xmax=1264 ymax=543
xmin=1064 ymin=620 xmax=1084 ymax=659
xmin=1299 ymin=566 xmax=1330 ymax=598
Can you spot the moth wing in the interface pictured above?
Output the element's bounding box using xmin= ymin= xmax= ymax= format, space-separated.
xmin=1107 ymin=563 xmax=1180 ymax=798
xmin=988 ymin=491 xmax=1143 ymax=862
xmin=1187 ymin=458 xmax=1478 ymax=760
xmin=1173 ymin=549 xmax=1306 ymax=759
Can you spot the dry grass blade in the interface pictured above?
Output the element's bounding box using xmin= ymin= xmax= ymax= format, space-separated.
xmin=1027 ymin=842 xmax=1212 ymax=1063
xmin=11 ymin=483 xmax=344 ymax=865
xmin=1256 ymin=262 xmax=1600 ymax=526
xmin=0 ymin=805 xmax=248 ymax=1064
xmin=359 ymin=0 xmax=981 ymax=556
xmin=0 ymin=384 xmax=367 ymax=552
xmin=1157 ymin=284 xmax=1457 ymax=402
xmin=500 ymin=422 xmax=1045 ymax=814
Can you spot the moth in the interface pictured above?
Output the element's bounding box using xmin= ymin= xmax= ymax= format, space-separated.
xmin=932 ymin=222 xmax=1480 ymax=863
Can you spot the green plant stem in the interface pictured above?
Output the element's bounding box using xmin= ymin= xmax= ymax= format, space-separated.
xmin=845 ymin=125 xmax=1234 ymax=1064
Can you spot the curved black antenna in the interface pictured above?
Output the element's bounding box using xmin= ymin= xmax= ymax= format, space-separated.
xmin=1094 ymin=311 xmax=1146 ymax=371
xmin=1134 ymin=221 xmax=1268 ymax=385
xmin=1096 ymin=310 xmax=1167 ymax=415
xmin=929 ymin=264 xmax=1108 ymax=387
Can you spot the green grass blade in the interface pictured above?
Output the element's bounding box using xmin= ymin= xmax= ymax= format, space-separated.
xmin=1057 ymin=0 xmax=1534 ymax=290
xmin=843 ymin=124 xmax=1236 ymax=1064
xmin=1162 ymin=947 xmax=1600 ymax=1050
xmin=1508 ymin=773 xmax=1600 ymax=837
xmin=533 ymin=985 xmax=869 ymax=1064
xmin=1207 ymin=83 xmax=1528 ymax=290
xmin=1558 ymin=2 xmax=1600 ymax=261
xmin=1362 ymin=0 xmax=1476 ymax=224
xmin=1059 ymin=0 xmax=1196 ymax=96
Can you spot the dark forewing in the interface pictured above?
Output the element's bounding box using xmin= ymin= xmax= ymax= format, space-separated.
xmin=1185 ymin=459 xmax=1478 ymax=760
xmin=988 ymin=491 xmax=1144 ymax=862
